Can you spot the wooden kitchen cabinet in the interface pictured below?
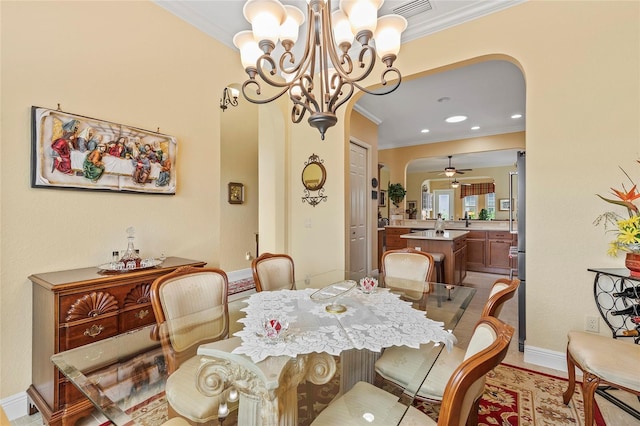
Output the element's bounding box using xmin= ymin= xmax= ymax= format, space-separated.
xmin=464 ymin=230 xmax=486 ymax=271
xmin=378 ymin=228 xmax=385 ymax=269
xmin=488 ymin=239 xmax=512 ymax=269
xmin=384 ymin=227 xmax=408 ymax=251
xmin=487 ymin=231 xmax=513 ymax=270
xmin=465 ymin=230 xmax=516 ymax=275
xmin=453 ymin=240 xmax=468 ymax=285
xmin=27 ymin=257 xmax=206 ymax=426
xmin=404 ymin=232 xmax=467 ymax=285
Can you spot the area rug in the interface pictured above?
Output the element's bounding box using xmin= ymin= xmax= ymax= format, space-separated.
xmin=124 ymin=363 xmax=606 ymax=426
xmin=228 ymin=277 xmax=255 ymax=295
xmin=412 ymin=363 xmax=606 ymax=426
xmin=124 ymin=392 xmax=168 ymax=426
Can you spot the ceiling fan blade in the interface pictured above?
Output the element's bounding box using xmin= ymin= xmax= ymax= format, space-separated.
xmin=456 ymin=170 xmax=465 ymax=175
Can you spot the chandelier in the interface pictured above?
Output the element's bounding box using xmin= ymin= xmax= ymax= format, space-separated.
xmin=233 ymin=0 xmax=407 ymax=140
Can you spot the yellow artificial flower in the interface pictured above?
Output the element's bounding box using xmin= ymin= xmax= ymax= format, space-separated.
xmin=595 ymin=161 xmax=640 ymax=256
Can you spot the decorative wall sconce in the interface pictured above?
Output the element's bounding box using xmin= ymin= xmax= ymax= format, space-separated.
xmin=220 ymin=87 xmax=239 ymax=111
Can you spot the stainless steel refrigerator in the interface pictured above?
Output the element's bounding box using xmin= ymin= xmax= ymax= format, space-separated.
xmin=510 ymin=151 xmax=526 ymax=352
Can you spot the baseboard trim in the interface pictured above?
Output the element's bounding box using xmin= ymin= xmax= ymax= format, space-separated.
xmin=523 ymin=344 xmax=568 ymax=372
xmin=1 ymin=392 xmax=28 ymax=421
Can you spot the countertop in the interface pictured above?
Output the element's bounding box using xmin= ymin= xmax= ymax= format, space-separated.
xmin=384 ymin=220 xmax=514 ymax=232
xmin=400 ymin=230 xmax=470 ymax=240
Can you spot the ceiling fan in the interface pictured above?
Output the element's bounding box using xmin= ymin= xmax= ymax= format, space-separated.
xmin=450 ymin=179 xmax=471 ymax=188
xmin=440 ymin=155 xmax=473 ymax=176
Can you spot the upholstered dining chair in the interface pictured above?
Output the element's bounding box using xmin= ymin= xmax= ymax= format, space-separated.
xmin=374 ymin=277 xmax=520 ymax=403
xmin=311 ymin=316 xmax=514 ymax=426
xmin=251 ymin=252 xmax=296 ymax=292
xmin=382 ymin=248 xmax=435 ymax=282
xmin=563 ymin=330 xmax=640 ymax=426
xmin=481 ymin=277 xmax=520 ymax=318
xmin=381 ymin=248 xmax=435 ymax=302
xmin=150 ymin=266 xmax=237 ymax=424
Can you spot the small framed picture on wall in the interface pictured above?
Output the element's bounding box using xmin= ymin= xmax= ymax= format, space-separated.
xmin=499 ymin=198 xmax=511 ymax=211
xmin=228 ymin=182 xmax=244 ymax=204
xmin=379 ymin=190 xmax=387 ymax=207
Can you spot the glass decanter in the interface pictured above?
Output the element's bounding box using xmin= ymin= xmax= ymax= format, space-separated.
xmin=120 ymin=227 xmax=141 ymax=269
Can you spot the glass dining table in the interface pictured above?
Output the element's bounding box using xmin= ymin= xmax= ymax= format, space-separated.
xmin=51 ymin=270 xmax=476 ymax=426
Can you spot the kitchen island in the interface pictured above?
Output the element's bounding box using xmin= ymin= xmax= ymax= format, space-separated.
xmin=385 ymin=221 xmax=517 ymax=275
xmin=401 ymin=230 xmax=469 ymax=285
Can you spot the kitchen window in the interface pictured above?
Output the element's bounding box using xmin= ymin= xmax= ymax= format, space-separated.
xmin=463 ymin=195 xmax=478 ymax=218
xmin=486 ymin=193 xmax=496 ymax=219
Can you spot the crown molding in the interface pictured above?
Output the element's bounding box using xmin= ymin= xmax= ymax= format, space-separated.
xmin=352 ymin=104 xmax=383 ymax=125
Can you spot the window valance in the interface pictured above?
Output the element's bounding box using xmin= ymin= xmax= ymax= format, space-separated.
xmin=460 ymin=182 xmax=495 ymax=198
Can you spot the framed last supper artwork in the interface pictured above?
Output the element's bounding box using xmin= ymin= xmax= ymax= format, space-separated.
xmin=31 ymin=106 xmax=177 ymax=195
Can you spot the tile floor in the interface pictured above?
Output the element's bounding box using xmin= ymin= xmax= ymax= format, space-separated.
xmin=12 ymin=271 xmax=640 ymax=426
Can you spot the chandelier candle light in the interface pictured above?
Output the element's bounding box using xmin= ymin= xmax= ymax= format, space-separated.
xmin=234 ymin=0 xmax=407 ymax=140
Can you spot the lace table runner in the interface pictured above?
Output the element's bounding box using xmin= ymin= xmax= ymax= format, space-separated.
xmin=232 ymin=288 xmax=456 ymax=362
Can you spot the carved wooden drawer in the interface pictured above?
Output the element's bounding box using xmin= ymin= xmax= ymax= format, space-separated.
xmin=119 ymin=283 xmax=155 ymax=331
xmin=120 ymin=305 xmax=155 ymax=330
xmin=60 ymin=291 xmax=119 ymax=324
xmin=61 ymin=315 xmax=119 ymax=351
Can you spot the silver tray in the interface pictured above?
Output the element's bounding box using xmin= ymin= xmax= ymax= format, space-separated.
xmin=97 ymin=258 xmax=164 ymax=273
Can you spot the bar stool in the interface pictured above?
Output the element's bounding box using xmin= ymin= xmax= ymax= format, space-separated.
xmin=429 ymin=252 xmax=446 ymax=305
xmin=431 ymin=252 xmax=445 ymax=282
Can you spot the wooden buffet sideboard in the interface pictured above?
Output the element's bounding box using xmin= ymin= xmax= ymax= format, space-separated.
xmin=27 ymin=257 xmax=206 ymax=426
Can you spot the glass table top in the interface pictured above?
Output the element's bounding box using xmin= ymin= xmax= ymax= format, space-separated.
xmin=51 ymin=272 xmax=476 ymax=425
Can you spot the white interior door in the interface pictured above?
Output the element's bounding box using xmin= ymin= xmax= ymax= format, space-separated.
xmin=349 ymin=143 xmax=368 ymax=273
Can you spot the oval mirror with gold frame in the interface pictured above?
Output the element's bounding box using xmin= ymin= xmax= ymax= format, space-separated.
xmin=302 ymin=156 xmax=326 ymax=191
xmin=301 ymin=153 xmax=328 ymax=207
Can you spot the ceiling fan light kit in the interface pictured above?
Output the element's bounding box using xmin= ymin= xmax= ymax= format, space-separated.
xmin=234 ymin=0 xmax=407 ymax=140
xmin=440 ymin=155 xmax=473 ymax=177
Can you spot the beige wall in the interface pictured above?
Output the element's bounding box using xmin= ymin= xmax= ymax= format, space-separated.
xmin=0 ymin=1 xmax=245 ymax=398
xmin=220 ymin=99 xmax=259 ymax=270
xmin=1 ymin=0 xmax=639 ymax=404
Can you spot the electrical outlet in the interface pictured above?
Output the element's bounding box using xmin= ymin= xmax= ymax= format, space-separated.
xmin=245 ymin=251 xmax=252 ymax=261
xmin=585 ymin=315 xmax=599 ymax=333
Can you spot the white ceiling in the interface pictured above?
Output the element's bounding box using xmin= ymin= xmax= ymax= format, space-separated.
xmin=155 ymin=0 xmax=527 ymax=171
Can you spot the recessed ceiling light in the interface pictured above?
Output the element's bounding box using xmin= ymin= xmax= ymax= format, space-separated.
xmin=445 ymin=115 xmax=467 ymax=123
xmin=511 ymin=113 xmax=523 ymax=119
xmin=421 ymin=129 xmax=430 ymax=133
xmin=471 ymin=126 xmax=480 ymax=130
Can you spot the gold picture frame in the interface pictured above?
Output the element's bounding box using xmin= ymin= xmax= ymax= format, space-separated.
xmin=228 ymin=182 xmax=244 ymax=204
